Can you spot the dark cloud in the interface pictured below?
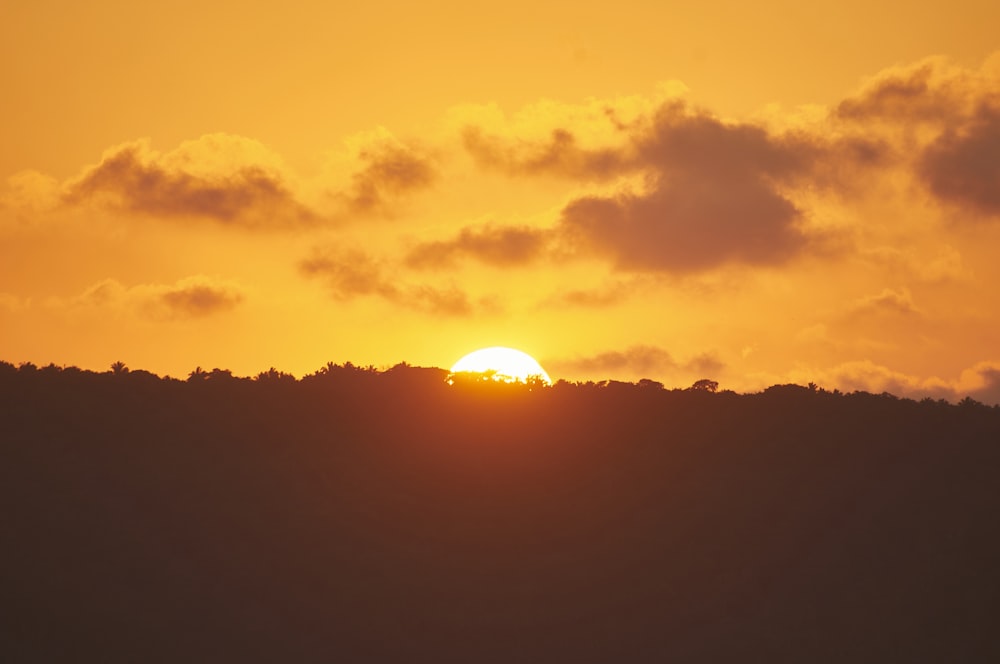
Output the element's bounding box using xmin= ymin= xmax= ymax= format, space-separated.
xmin=636 ymin=107 xmax=816 ymax=177
xmin=561 ymin=109 xmax=820 ymax=272
xmin=560 ymin=177 xmax=805 ymax=272
xmin=300 ymin=248 xmax=488 ymax=317
xmin=547 ymin=345 xmax=724 ymax=380
xmin=159 ymin=282 xmax=244 ymax=317
xmin=462 ymin=126 xmax=625 ymax=178
xmin=63 ymin=143 xmax=315 ymax=227
xmin=919 ymin=104 xmax=1000 ymax=217
xmin=343 ymin=142 xmax=437 ymax=215
xmin=406 ymin=224 xmax=550 ymax=269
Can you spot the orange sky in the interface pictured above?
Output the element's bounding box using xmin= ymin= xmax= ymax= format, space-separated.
xmin=2 ymin=1 xmax=999 ymax=402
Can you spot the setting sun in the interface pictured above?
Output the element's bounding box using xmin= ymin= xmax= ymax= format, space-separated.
xmin=449 ymin=347 xmax=552 ymax=385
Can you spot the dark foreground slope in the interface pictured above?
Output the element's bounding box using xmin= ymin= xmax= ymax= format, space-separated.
xmin=2 ymin=365 xmax=999 ymax=663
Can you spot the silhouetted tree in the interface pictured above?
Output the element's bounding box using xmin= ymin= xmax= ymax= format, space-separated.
xmin=316 ymin=361 xmax=338 ymax=375
xmin=110 ymin=361 xmax=129 ymax=375
xmin=207 ymin=368 xmax=234 ymax=381
xmin=690 ymin=378 xmax=719 ymax=392
xmin=447 ymin=369 xmax=499 ymax=385
xmin=255 ymin=367 xmax=296 ymax=383
xmin=525 ymin=374 xmax=551 ymax=390
xmin=959 ymin=396 xmax=987 ymax=409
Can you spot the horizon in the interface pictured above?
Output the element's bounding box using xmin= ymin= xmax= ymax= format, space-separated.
xmin=4 ymin=356 xmax=998 ymax=407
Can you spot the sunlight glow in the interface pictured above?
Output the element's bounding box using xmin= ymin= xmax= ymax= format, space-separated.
xmin=449 ymin=347 xmax=552 ymax=385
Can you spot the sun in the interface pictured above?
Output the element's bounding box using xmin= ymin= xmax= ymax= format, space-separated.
xmin=449 ymin=347 xmax=552 ymax=385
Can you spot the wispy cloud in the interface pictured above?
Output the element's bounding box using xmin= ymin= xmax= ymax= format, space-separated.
xmin=75 ymin=276 xmax=245 ymax=319
xmin=339 ymin=136 xmax=438 ymax=216
xmin=847 ymin=288 xmax=922 ymax=318
xmin=546 ymin=345 xmax=724 ymax=380
xmin=406 ymin=223 xmax=551 ymax=269
xmin=462 ymin=126 xmax=626 ymax=179
xmin=778 ymin=358 xmax=1000 ymax=405
xmin=300 ymin=247 xmax=496 ymax=317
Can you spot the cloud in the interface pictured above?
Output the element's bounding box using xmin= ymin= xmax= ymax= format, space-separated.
xmin=158 ymin=281 xmax=245 ymax=317
xmin=781 ymin=359 xmax=1000 ymax=406
xmin=1 ymin=171 xmax=60 ymax=213
xmin=300 ymin=249 xmax=399 ymax=300
xmin=449 ymin=82 xmax=687 ymax=178
xmin=862 ymin=245 xmax=972 ymax=285
xmin=543 ymin=280 xmax=637 ymax=309
xmin=36 ymin=131 xmax=437 ymax=228
xmin=445 ymin=58 xmax=1000 ymax=275
xmin=0 ymin=292 xmax=28 ymax=312
xmin=560 ymin=106 xmax=827 ymax=272
xmin=798 ymin=360 xmax=954 ymax=400
xmin=62 ymin=136 xmax=316 ymax=228
xmin=833 ymin=55 xmax=1000 ymax=220
xmin=75 ymin=276 xmax=244 ymax=319
xmin=848 ymin=288 xmax=921 ymax=318
xmin=963 ymin=362 xmax=1000 ymax=405
xmin=300 ymin=248 xmax=492 ymax=317
xmin=834 ymin=60 xmax=967 ymax=124
xmin=462 ymin=126 xmax=626 ymax=179
xmin=381 ymin=95 xmax=878 ymax=279
xmin=406 ymin=223 xmax=550 ymax=269
xmin=407 ymin=284 xmax=484 ymax=317
xmin=686 ymin=352 xmax=726 ymax=376
xmin=560 ymin=179 xmax=804 ymax=273
xmin=336 ymin=133 xmax=437 ymax=217
xmin=918 ymin=104 xmax=1000 ymax=217
xmin=546 ymin=345 xmax=724 ymax=380
xmin=455 ymin=101 xmax=864 ymax=274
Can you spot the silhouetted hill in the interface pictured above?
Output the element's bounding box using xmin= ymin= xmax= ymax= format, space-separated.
xmin=2 ymin=362 xmax=999 ymax=662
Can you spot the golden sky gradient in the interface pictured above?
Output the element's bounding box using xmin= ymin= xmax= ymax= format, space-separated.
xmin=2 ymin=1 xmax=999 ymax=402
